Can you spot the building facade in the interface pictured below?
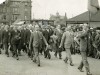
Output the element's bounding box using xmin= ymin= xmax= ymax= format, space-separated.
xmin=0 ymin=0 xmax=32 ymax=25
xmin=50 ymin=12 xmax=67 ymax=26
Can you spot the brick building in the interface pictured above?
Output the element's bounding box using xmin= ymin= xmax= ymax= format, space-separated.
xmin=0 ymin=0 xmax=32 ymax=25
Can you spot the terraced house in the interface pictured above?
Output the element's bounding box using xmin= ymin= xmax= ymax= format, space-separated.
xmin=0 ymin=0 xmax=32 ymax=25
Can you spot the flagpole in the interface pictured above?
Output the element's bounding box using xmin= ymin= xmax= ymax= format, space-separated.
xmin=89 ymin=11 xmax=91 ymax=29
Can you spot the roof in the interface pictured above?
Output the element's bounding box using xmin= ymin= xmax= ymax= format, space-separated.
xmin=31 ymin=19 xmax=54 ymax=22
xmin=10 ymin=0 xmax=31 ymax=1
xmin=67 ymin=10 xmax=100 ymax=24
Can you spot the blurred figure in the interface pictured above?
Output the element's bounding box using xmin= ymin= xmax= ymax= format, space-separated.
xmin=0 ymin=26 xmax=4 ymax=54
xmin=10 ymin=26 xmax=21 ymax=60
xmin=59 ymin=26 xmax=74 ymax=66
xmin=94 ymin=30 xmax=100 ymax=59
xmin=54 ymin=25 xmax=63 ymax=59
xmin=29 ymin=25 xmax=48 ymax=67
xmin=2 ymin=25 xmax=10 ymax=57
xmin=77 ymin=24 xmax=92 ymax=75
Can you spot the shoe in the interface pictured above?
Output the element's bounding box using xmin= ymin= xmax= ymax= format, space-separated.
xmin=38 ymin=64 xmax=40 ymax=67
xmin=31 ymin=58 xmax=33 ymax=60
xmin=48 ymin=56 xmax=51 ymax=59
xmin=78 ymin=68 xmax=84 ymax=72
xmin=33 ymin=60 xmax=36 ymax=62
xmin=64 ymin=59 xmax=68 ymax=63
xmin=87 ymin=72 xmax=92 ymax=75
xmin=7 ymin=55 xmax=9 ymax=57
xmin=7 ymin=54 xmax=9 ymax=57
xmin=70 ymin=63 xmax=74 ymax=66
xmin=44 ymin=56 xmax=47 ymax=58
xmin=19 ymin=54 xmax=22 ymax=56
xmin=17 ymin=57 xmax=19 ymax=60
xmin=54 ymin=54 xmax=57 ymax=57
xmin=59 ymin=57 xmax=62 ymax=59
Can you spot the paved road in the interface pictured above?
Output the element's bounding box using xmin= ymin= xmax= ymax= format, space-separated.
xmin=0 ymin=51 xmax=67 ymax=75
xmin=0 ymin=51 xmax=100 ymax=75
xmin=68 ymin=54 xmax=100 ymax=75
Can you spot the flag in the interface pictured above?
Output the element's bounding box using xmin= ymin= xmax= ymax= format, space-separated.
xmin=88 ymin=0 xmax=100 ymax=14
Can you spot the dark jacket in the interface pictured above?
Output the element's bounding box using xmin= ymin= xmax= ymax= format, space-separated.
xmin=79 ymin=31 xmax=88 ymax=52
xmin=29 ymin=31 xmax=47 ymax=49
xmin=2 ymin=30 xmax=10 ymax=44
xmin=10 ymin=30 xmax=20 ymax=45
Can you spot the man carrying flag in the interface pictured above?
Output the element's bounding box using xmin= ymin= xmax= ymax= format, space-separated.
xmin=78 ymin=0 xmax=100 ymax=75
xmin=88 ymin=0 xmax=100 ymax=14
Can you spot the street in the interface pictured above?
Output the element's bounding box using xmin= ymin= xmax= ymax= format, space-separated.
xmin=0 ymin=51 xmax=100 ymax=75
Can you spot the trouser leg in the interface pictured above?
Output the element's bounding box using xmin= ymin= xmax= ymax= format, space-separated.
xmin=44 ymin=50 xmax=47 ymax=58
xmin=31 ymin=49 xmax=34 ymax=59
xmin=40 ymin=48 xmax=43 ymax=54
xmin=18 ymin=49 xmax=21 ymax=56
xmin=59 ymin=50 xmax=62 ymax=59
xmin=58 ymin=47 xmax=62 ymax=59
xmin=55 ymin=51 xmax=57 ymax=57
xmin=30 ymin=47 xmax=34 ymax=60
xmin=33 ymin=47 xmax=40 ymax=66
xmin=4 ymin=43 xmax=9 ymax=56
xmin=65 ymin=48 xmax=73 ymax=63
xmin=48 ymin=50 xmax=51 ymax=59
xmin=46 ymin=50 xmax=51 ymax=59
xmin=81 ymin=52 xmax=90 ymax=73
xmin=78 ymin=60 xmax=84 ymax=70
xmin=0 ymin=48 xmax=1 ymax=54
xmin=13 ymin=45 xmax=19 ymax=60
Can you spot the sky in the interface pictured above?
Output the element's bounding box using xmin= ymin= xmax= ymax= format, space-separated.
xmin=0 ymin=0 xmax=100 ymax=19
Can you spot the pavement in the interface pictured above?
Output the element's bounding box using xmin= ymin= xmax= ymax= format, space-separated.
xmin=0 ymin=50 xmax=100 ymax=75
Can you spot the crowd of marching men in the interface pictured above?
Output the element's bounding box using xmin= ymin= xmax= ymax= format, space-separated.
xmin=0 ymin=24 xmax=63 ymax=61
xmin=0 ymin=24 xmax=100 ymax=66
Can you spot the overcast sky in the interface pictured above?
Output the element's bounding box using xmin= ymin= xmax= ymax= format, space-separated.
xmin=0 ymin=0 xmax=100 ymax=19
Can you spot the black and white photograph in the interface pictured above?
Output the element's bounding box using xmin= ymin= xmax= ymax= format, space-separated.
xmin=0 ymin=0 xmax=100 ymax=75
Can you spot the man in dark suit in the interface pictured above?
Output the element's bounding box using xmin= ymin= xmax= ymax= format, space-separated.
xmin=18 ymin=26 xmax=25 ymax=55
xmin=2 ymin=25 xmax=10 ymax=57
xmin=77 ymin=24 xmax=92 ymax=75
xmin=54 ymin=25 xmax=63 ymax=59
xmin=25 ymin=26 xmax=31 ymax=57
xmin=29 ymin=25 xmax=48 ymax=67
xmin=10 ymin=26 xmax=21 ymax=60
xmin=23 ymin=25 xmax=31 ymax=54
xmin=42 ymin=27 xmax=50 ymax=56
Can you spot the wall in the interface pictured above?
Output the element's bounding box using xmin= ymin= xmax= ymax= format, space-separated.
xmin=90 ymin=22 xmax=100 ymax=28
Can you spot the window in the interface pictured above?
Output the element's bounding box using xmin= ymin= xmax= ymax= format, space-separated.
xmin=12 ymin=15 xmax=18 ymax=21
xmin=12 ymin=1 xmax=18 ymax=5
xmin=3 ymin=8 xmax=6 ymax=13
xmin=12 ymin=7 xmax=19 ymax=13
xmin=15 ymin=2 xmax=18 ymax=5
xmin=25 ymin=8 xmax=28 ymax=11
xmin=0 ymin=8 xmax=2 ymax=12
xmin=24 ymin=16 xmax=27 ymax=20
xmin=3 ymin=15 xmax=6 ymax=20
xmin=2 ymin=15 xmax=6 ymax=20
xmin=25 ymin=2 xmax=28 ymax=6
